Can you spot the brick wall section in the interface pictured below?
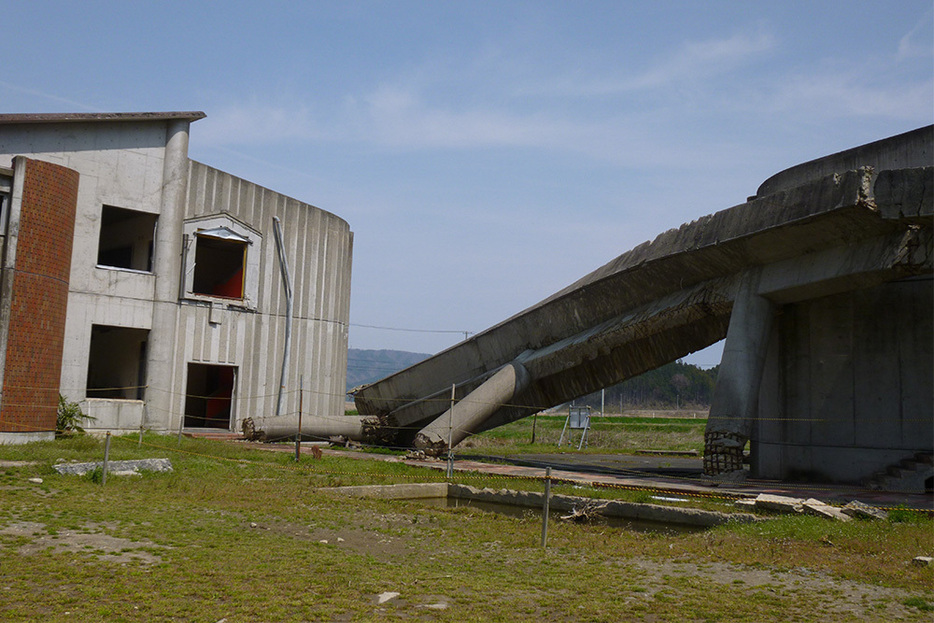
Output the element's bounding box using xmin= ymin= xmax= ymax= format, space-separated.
xmin=0 ymin=158 xmax=78 ymax=433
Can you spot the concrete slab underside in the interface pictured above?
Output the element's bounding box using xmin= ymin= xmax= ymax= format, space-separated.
xmin=352 ymin=127 xmax=932 ymax=486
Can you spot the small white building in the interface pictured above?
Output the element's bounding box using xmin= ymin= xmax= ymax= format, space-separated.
xmin=0 ymin=112 xmax=353 ymax=441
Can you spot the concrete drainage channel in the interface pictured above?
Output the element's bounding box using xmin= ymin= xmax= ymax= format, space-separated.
xmin=326 ymin=482 xmax=757 ymax=534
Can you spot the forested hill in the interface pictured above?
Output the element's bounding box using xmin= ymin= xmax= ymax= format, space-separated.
xmin=347 ymin=350 xmax=717 ymax=409
xmin=346 ymin=349 xmax=431 ymax=391
xmin=576 ymin=361 xmax=719 ymax=410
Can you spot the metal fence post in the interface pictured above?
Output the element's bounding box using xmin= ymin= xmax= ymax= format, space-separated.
xmin=102 ymin=432 xmax=111 ymax=486
xmin=541 ymin=466 xmax=551 ymax=548
xmin=446 ymin=384 xmax=455 ymax=479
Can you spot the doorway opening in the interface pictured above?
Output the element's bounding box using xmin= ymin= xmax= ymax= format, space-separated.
xmin=184 ymin=363 xmax=236 ymax=429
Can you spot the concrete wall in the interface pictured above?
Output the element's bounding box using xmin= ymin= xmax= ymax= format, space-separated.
xmin=176 ymin=162 xmax=352 ymax=431
xmin=0 ymin=119 xmax=353 ymax=435
xmin=752 ymin=278 xmax=933 ymax=482
xmin=756 ymin=125 xmax=933 ymax=197
xmin=0 ymin=121 xmax=171 ymax=430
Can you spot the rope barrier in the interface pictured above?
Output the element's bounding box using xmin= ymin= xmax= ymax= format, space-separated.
xmin=3 ymin=381 xmax=931 ymax=425
xmin=2 ymin=415 xmax=928 ymax=512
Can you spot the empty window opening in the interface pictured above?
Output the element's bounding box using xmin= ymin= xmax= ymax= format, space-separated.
xmin=192 ymin=228 xmax=248 ymax=299
xmin=86 ymin=325 xmax=149 ymax=399
xmin=97 ymin=205 xmax=157 ymax=272
xmin=184 ymin=363 xmax=236 ymax=429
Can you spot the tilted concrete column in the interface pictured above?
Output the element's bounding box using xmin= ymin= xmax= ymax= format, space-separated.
xmin=414 ymin=363 xmax=531 ymax=455
xmin=144 ymin=120 xmax=191 ymax=431
xmin=704 ymin=271 xmax=775 ymax=477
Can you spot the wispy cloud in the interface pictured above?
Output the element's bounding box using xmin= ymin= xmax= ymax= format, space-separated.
xmin=620 ymin=31 xmax=776 ymax=92
xmin=358 ymin=84 xmax=578 ymax=149
xmin=758 ymin=70 xmax=933 ymax=121
xmin=195 ymin=101 xmax=325 ymax=146
xmin=0 ymin=80 xmax=100 ymax=112
xmin=517 ymin=31 xmax=775 ymax=98
xmin=897 ymin=7 xmax=934 ymax=60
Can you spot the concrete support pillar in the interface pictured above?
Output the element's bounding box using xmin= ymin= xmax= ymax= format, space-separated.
xmin=241 ymin=414 xmax=369 ymax=442
xmin=704 ymin=271 xmax=775 ymax=477
xmin=144 ymin=120 xmax=191 ymax=431
xmin=414 ymin=363 xmax=530 ymax=455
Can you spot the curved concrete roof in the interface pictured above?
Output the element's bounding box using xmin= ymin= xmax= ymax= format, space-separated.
xmin=757 ymin=125 xmax=932 ymax=197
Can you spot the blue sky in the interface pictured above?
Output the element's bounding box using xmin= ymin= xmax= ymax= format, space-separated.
xmin=3 ymin=1 xmax=932 ymax=366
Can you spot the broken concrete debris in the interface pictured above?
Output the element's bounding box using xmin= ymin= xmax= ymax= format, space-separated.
xmin=745 ymin=494 xmax=886 ymax=522
xmin=752 ymin=493 xmax=804 ymax=514
xmin=841 ymin=500 xmax=889 ymax=521
xmin=376 ymin=592 xmax=400 ymax=605
xmin=52 ymin=458 xmax=173 ymax=476
xmin=801 ymin=498 xmax=852 ymax=522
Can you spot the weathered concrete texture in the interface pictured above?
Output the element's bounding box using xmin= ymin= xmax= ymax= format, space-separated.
xmin=414 ymin=363 xmax=530 ymax=454
xmin=241 ymin=413 xmax=368 ymax=443
xmin=841 ymin=500 xmax=889 ymax=521
xmin=704 ymin=271 xmax=775 ymax=476
xmin=52 ymin=458 xmax=173 ymax=476
xmin=449 ymin=484 xmax=758 ymax=527
xmin=751 ymin=279 xmax=933 ymax=483
xmin=0 ymin=113 xmax=353 ymax=439
xmin=327 ymin=482 xmax=757 ymax=528
xmin=753 ymin=493 xmax=804 ymax=514
xmin=356 ymin=136 xmax=932 ymax=463
xmin=325 ymin=482 xmax=450 ymax=500
xmin=801 ymin=499 xmax=852 ymax=522
xmin=755 ymin=126 xmax=932 ymax=197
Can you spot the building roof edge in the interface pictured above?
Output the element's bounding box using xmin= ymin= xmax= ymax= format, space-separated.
xmin=0 ymin=111 xmax=207 ymax=124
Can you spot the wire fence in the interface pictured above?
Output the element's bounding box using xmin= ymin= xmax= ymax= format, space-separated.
xmin=1 ymin=410 xmax=930 ymax=513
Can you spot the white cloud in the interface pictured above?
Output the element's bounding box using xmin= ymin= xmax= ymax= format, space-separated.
xmin=359 ymin=84 xmax=577 ymax=150
xmin=624 ymin=31 xmax=776 ymax=92
xmin=516 ymin=31 xmax=775 ymax=98
xmin=195 ymin=102 xmax=324 ymax=146
xmin=0 ymin=80 xmax=101 ymax=112
xmin=759 ymin=71 xmax=933 ymax=121
xmin=897 ymin=7 xmax=934 ymax=60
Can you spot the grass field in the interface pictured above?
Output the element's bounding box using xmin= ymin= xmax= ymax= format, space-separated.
xmin=459 ymin=412 xmax=708 ymax=455
xmin=0 ymin=434 xmax=932 ymax=621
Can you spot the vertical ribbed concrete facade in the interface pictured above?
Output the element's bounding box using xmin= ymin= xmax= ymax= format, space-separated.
xmin=0 ymin=113 xmax=352 ymax=439
xmin=175 ymin=161 xmax=352 ymax=429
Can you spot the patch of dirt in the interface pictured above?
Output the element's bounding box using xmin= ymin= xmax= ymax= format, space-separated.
xmin=245 ymin=518 xmax=412 ymax=561
xmin=0 ymin=521 xmax=168 ymax=564
xmin=614 ymin=557 xmax=925 ymax=620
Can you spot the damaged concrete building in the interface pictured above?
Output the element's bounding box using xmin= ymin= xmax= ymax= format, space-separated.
xmin=351 ymin=126 xmax=932 ymax=488
xmin=0 ymin=112 xmax=353 ymax=442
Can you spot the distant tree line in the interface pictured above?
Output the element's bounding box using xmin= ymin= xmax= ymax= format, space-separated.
xmin=574 ymin=361 xmax=719 ymax=410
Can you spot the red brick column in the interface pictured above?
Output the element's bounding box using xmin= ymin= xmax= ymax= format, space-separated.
xmin=0 ymin=158 xmax=78 ymax=434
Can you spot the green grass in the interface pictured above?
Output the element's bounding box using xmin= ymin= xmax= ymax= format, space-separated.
xmin=460 ymin=413 xmax=708 ymax=455
xmin=0 ymin=435 xmax=931 ymax=622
